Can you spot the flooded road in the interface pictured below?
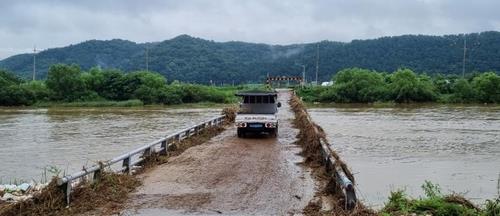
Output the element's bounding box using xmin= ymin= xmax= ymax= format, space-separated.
xmin=0 ymin=107 xmax=219 ymax=182
xmin=123 ymin=90 xmax=315 ymax=215
xmin=309 ymin=105 xmax=500 ymax=208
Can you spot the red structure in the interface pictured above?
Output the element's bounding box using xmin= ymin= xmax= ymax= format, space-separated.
xmin=266 ymin=76 xmax=303 ymax=87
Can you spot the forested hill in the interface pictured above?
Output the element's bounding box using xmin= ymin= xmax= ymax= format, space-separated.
xmin=1 ymin=32 xmax=500 ymax=83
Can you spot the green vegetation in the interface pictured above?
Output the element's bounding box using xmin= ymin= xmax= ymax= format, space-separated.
xmin=297 ymin=68 xmax=500 ymax=104
xmin=2 ymin=32 xmax=500 ymax=83
xmin=381 ymin=181 xmax=500 ymax=216
xmin=0 ymin=65 xmax=243 ymax=106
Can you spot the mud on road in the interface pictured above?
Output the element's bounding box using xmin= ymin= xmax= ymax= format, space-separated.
xmin=122 ymin=90 xmax=316 ymax=215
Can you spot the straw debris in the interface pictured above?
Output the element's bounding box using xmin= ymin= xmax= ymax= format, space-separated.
xmin=222 ymin=106 xmax=238 ymax=124
xmin=289 ymin=93 xmax=374 ymax=216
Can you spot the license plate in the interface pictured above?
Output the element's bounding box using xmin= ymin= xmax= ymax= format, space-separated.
xmin=249 ymin=124 xmax=262 ymax=128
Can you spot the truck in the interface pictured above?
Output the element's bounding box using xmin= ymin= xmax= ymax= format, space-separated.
xmin=234 ymin=91 xmax=281 ymax=138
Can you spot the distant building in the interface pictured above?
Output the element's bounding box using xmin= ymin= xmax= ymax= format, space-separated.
xmin=321 ymin=81 xmax=333 ymax=86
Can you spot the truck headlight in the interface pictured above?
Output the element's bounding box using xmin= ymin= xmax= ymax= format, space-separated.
xmin=265 ymin=122 xmax=277 ymax=128
xmin=236 ymin=122 xmax=247 ymax=128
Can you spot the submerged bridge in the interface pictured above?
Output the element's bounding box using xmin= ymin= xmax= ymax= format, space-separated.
xmin=54 ymin=89 xmax=357 ymax=215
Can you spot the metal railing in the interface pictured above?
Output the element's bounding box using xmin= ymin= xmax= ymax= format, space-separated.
xmin=300 ymin=107 xmax=357 ymax=210
xmin=316 ymin=128 xmax=357 ymax=210
xmin=57 ymin=115 xmax=225 ymax=204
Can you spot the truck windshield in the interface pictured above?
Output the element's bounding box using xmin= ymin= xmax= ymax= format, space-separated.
xmin=239 ymin=95 xmax=277 ymax=114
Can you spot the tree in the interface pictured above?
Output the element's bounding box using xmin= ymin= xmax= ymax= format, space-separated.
xmin=81 ymin=67 xmax=105 ymax=93
xmin=0 ymin=85 xmax=35 ymax=106
xmin=449 ymin=78 xmax=476 ymax=102
xmin=100 ymin=70 xmax=126 ymax=100
xmin=388 ymin=69 xmax=436 ymax=102
xmin=46 ymin=64 xmax=87 ymax=101
xmin=332 ymin=68 xmax=388 ymax=102
xmin=0 ymin=69 xmax=22 ymax=87
xmin=471 ymin=72 xmax=500 ymax=103
xmin=20 ymin=81 xmax=50 ymax=101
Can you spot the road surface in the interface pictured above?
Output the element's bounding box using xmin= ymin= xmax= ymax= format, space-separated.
xmin=122 ymin=90 xmax=315 ymax=215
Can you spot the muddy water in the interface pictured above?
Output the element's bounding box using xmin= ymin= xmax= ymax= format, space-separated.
xmin=309 ymin=105 xmax=500 ymax=208
xmin=0 ymin=107 xmax=219 ymax=182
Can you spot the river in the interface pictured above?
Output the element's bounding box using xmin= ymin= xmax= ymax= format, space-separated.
xmin=0 ymin=107 xmax=219 ymax=183
xmin=309 ymin=104 xmax=500 ymax=208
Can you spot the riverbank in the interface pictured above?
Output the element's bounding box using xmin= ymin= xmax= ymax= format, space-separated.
xmin=307 ymin=104 xmax=500 ymax=215
xmin=0 ymin=100 xmax=234 ymax=109
xmin=304 ymin=101 xmax=500 ymax=109
xmin=295 ymin=68 xmax=499 ymax=104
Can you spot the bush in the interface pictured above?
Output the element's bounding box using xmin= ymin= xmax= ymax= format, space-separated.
xmin=296 ymin=86 xmax=329 ymax=102
xmin=389 ymin=69 xmax=437 ymax=102
xmin=0 ymin=69 xmax=22 ymax=86
xmin=20 ymin=81 xmax=50 ymax=101
xmin=471 ymin=72 xmax=500 ymax=103
xmin=446 ymin=78 xmax=476 ymax=103
xmin=332 ymin=68 xmax=388 ymax=102
xmin=46 ymin=64 xmax=87 ymax=101
xmin=0 ymin=85 xmax=36 ymax=106
xmin=99 ymin=69 xmax=126 ymax=100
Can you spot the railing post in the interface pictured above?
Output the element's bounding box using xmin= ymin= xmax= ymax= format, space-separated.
xmin=160 ymin=140 xmax=168 ymax=155
xmin=185 ymin=130 xmax=190 ymax=138
xmin=61 ymin=180 xmax=72 ymax=205
xmin=176 ymin=134 xmax=181 ymax=142
xmin=122 ymin=156 xmax=131 ymax=175
xmin=143 ymin=147 xmax=152 ymax=157
xmin=93 ymin=169 xmax=102 ymax=182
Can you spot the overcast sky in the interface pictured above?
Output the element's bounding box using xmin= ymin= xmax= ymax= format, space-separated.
xmin=1 ymin=0 xmax=499 ymax=59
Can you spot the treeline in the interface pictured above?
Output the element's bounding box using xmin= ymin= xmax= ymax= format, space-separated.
xmin=2 ymin=32 xmax=500 ymax=83
xmin=0 ymin=64 xmax=239 ymax=106
xmin=297 ymin=68 xmax=500 ymax=103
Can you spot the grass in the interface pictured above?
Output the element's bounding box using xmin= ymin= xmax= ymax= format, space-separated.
xmin=33 ymin=99 xmax=144 ymax=107
xmin=381 ymin=181 xmax=500 ymax=216
xmin=30 ymin=100 xmax=237 ymax=108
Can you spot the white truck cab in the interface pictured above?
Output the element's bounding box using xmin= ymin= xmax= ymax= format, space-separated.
xmin=235 ymin=92 xmax=281 ymax=138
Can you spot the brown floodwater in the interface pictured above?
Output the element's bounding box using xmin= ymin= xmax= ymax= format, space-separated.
xmin=0 ymin=107 xmax=219 ymax=183
xmin=309 ymin=104 xmax=500 ymax=208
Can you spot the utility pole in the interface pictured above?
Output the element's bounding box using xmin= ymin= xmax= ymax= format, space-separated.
xmin=32 ymin=45 xmax=37 ymax=81
xmin=145 ymin=47 xmax=149 ymax=72
xmin=295 ymin=63 xmax=306 ymax=87
xmin=462 ymin=34 xmax=467 ymax=78
xmin=315 ymin=43 xmax=319 ymax=85
xmin=301 ymin=65 xmax=306 ymax=87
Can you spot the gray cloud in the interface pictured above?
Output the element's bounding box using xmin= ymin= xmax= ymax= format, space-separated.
xmin=1 ymin=0 xmax=499 ymax=59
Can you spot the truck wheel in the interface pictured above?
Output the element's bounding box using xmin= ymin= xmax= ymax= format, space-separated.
xmin=271 ymin=128 xmax=278 ymax=137
xmin=237 ymin=128 xmax=244 ymax=138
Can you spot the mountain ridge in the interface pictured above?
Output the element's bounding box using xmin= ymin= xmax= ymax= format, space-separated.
xmin=1 ymin=31 xmax=500 ymax=83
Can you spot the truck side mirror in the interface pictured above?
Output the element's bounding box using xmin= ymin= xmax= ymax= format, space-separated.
xmin=277 ymin=102 xmax=281 ymax=108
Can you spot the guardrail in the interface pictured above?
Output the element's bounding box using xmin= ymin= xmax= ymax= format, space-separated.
xmin=295 ymin=104 xmax=357 ymax=210
xmin=57 ymin=115 xmax=225 ymax=204
xmin=315 ymin=126 xmax=357 ymax=210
